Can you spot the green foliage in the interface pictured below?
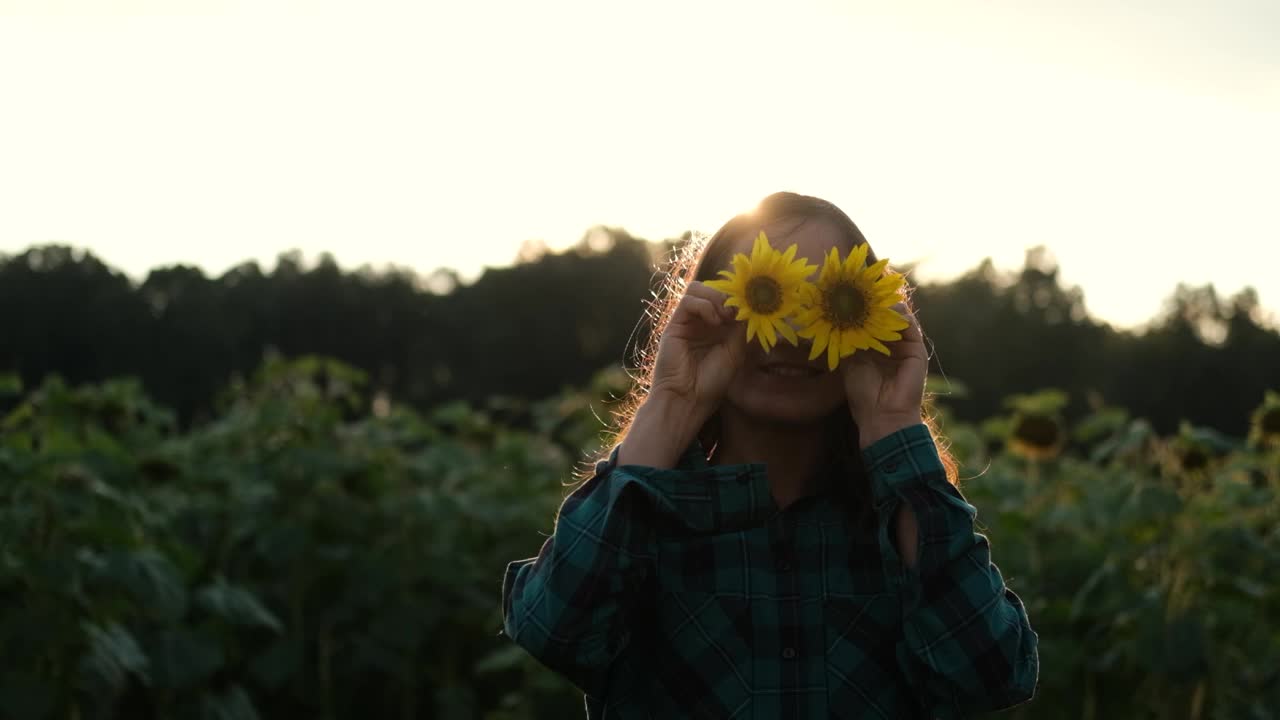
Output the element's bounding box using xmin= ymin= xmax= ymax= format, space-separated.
xmin=0 ymin=357 xmax=585 ymax=719
xmin=1 ymin=359 xmax=1277 ymax=719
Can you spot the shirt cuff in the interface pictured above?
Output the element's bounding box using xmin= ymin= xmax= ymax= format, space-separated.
xmin=859 ymin=423 xmax=946 ymax=507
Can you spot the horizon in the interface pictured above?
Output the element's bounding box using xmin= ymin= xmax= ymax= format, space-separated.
xmin=2 ymin=0 xmax=1278 ymax=330
xmin=7 ymin=231 xmax=1275 ymax=335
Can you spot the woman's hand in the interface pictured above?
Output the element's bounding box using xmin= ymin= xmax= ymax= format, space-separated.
xmin=649 ymin=280 xmax=746 ymax=418
xmin=618 ymin=281 xmax=746 ymax=468
xmin=841 ymin=301 xmax=927 ymax=568
xmin=840 ymin=301 xmax=928 ymax=449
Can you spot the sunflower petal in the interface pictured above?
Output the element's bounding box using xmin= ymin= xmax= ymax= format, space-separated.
xmin=846 ymin=243 xmax=870 ymax=272
xmin=808 ymin=333 xmax=825 ymax=360
xmin=872 ymin=271 xmax=904 ymax=289
xmin=762 ymin=321 xmax=779 ymax=349
xmin=780 ymin=243 xmax=797 ymax=265
xmin=840 ymin=328 xmax=858 ymax=355
xmin=704 ymin=279 xmax=734 ymax=293
xmin=862 ymin=257 xmax=890 ymax=279
xmin=827 ymin=337 xmax=840 ymax=371
xmin=746 ymin=316 xmax=758 ymax=343
xmin=871 ymin=312 xmax=909 ymax=331
xmin=774 ymin=317 xmax=798 ymax=345
xmin=867 ymin=336 xmax=891 ymax=355
xmin=793 ymin=308 xmax=817 ymax=326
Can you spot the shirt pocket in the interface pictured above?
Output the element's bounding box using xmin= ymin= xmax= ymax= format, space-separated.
xmin=653 ymin=590 xmax=754 ymax=719
xmin=823 ymin=594 xmax=912 ymax=719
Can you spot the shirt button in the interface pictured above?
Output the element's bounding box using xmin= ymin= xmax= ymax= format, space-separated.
xmin=736 ymin=471 xmax=751 ymax=484
xmin=776 ymin=557 xmax=792 ymax=572
xmin=781 ymin=647 xmax=797 ymax=660
xmin=883 ymin=461 xmax=898 ymax=473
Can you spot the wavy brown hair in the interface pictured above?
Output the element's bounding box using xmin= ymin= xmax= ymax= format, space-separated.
xmin=599 ymin=192 xmax=958 ymax=508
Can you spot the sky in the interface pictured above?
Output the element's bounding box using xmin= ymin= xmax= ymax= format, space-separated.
xmin=1 ymin=0 xmax=1278 ymax=329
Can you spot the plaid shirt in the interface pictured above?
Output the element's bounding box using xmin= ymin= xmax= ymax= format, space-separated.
xmin=501 ymin=423 xmax=1039 ymax=718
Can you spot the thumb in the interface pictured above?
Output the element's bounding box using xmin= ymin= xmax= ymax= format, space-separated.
xmin=842 ymin=353 xmax=881 ymax=402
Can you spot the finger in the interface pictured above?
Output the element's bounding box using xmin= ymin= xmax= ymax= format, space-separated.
xmin=685 ymin=280 xmax=731 ymax=306
xmin=686 ymin=280 xmax=737 ymax=320
xmin=890 ymin=302 xmax=923 ymax=342
xmin=676 ymin=293 xmax=722 ymax=327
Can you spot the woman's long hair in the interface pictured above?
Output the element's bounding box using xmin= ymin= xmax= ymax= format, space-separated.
xmin=596 ymin=192 xmax=959 ymax=515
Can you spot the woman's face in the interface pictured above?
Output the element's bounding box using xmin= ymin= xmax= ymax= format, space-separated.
xmin=716 ymin=218 xmax=853 ymax=425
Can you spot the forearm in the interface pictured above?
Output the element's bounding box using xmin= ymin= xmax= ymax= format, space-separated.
xmin=615 ymin=392 xmax=703 ymax=469
xmin=502 ymin=467 xmax=658 ymax=694
xmin=863 ymin=424 xmax=1039 ymax=711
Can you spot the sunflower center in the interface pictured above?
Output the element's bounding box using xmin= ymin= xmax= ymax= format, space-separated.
xmin=745 ymin=276 xmax=783 ymax=314
xmin=1179 ymin=446 xmax=1209 ymax=471
xmin=1012 ymin=415 xmax=1062 ymax=448
xmin=825 ymin=283 xmax=868 ymax=327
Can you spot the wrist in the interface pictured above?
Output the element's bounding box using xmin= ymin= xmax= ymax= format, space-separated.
xmin=617 ymin=391 xmax=705 ymax=469
xmin=855 ymin=414 xmax=924 ymax=450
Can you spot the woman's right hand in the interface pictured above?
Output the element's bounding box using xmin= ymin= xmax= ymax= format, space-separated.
xmin=616 ymin=282 xmax=746 ymax=468
xmin=650 ymin=280 xmax=746 ymax=416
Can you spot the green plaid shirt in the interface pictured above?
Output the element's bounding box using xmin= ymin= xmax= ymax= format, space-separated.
xmin=501 ymin=423 xmax=1039 ymax=718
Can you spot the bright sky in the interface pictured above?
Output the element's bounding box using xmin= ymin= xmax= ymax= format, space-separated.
xmin=2 ymin=0 xmax=1277 ymax=329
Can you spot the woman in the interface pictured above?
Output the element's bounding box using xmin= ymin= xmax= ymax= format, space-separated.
xmin=500 ymin=192 xmax=1039 ymax=718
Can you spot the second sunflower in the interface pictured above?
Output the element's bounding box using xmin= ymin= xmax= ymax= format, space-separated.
xmin=794 ymin=243 xmax=910 ymax=370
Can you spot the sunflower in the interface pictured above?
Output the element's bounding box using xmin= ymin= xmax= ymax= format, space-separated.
xmin=1007 ymin=412 xmax=1066 ymax=461
xmin=705 ymin=231 xmax=817 ymax=351
xmin=793 ymin=243 xmax=909 ymax=370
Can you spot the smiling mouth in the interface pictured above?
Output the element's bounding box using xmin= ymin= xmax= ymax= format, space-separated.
xmin=760 ymin=362 xmax=823 ymax=378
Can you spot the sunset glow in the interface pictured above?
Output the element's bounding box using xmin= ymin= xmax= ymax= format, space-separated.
xmin=1 ymin=0 xmax=1277 ymax=328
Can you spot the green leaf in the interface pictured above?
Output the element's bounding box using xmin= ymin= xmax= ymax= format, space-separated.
xmin=0 ymin=374 xmax=22 ymax=397
xmin=474 ymin=644 xmax=528 ymax=675
xmin=103 ymin=549 xmax=188 ymax=622
xmin=79 ymin=621 xmax=150 ymax=693
xmin=1233 ymin=577 xmax=1269 ymax=600
xmin=197 ymin=579 xmax=283 ymax=632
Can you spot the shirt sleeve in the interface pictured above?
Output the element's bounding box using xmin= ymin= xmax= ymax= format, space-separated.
xmin=862 ymin=423 xmax=1040 ymax=716
xmin=499 ymin=447 xmax=716 ymax=697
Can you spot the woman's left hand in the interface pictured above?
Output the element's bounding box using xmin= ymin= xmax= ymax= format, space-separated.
xmin=840 ymin=301 xmax=928 ymax=569
xmin=839 ymin=301 xmax=928 ymax=450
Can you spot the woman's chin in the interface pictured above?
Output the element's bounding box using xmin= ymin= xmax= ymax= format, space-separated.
xmin=732 ymin=388 xmax=845 ymax=426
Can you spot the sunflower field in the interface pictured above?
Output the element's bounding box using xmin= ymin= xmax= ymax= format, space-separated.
xmin=0 ymin=358 xmax=1277 ymax=720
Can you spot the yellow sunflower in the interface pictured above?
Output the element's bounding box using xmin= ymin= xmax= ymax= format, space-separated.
xmin=705 ymin=231 xmax=817 ymax=351
xmin=794 ymin=242 xmax=909 ymax=370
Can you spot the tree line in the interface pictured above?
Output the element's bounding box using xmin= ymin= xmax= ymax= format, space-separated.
xmin=1 ymin=232 xmax=1275 ymax=436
